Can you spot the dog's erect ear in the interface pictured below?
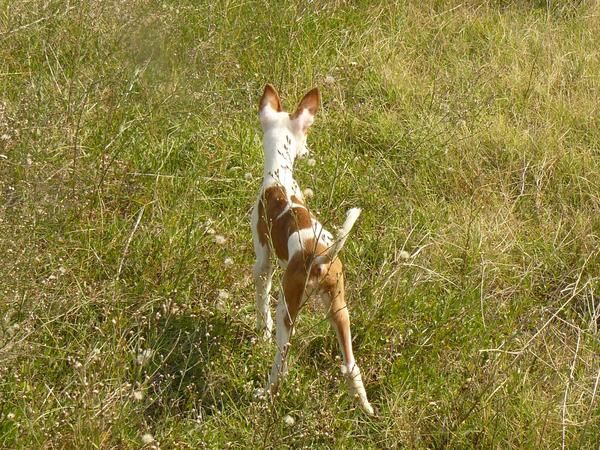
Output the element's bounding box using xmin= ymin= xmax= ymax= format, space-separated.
xmin=291 ymin=87 xmax=320 ymax=134
xmin=259 ymin=84 xmax=282 ymax=113
xmin=294 ymin=87 xmax=320 ymax=116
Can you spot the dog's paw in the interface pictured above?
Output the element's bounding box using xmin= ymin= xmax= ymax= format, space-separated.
xmin=342 ymin=364 xmax=376 ymax=416
xmin=351 ymin=393 xmax=376 ymax=416
xmin=361 ymin=400 xmax=376 ymax=416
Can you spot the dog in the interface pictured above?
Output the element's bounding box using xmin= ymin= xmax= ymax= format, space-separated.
xmin=251 ymin=84 xmax=374 ymax=415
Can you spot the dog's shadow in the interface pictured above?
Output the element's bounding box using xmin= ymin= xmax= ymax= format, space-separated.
xmin=139 ymin=306 xmax=263 ymax=423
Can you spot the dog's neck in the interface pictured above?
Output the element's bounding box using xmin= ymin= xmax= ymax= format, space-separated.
xmin=261 ymin=129 xmax=301 ymax=194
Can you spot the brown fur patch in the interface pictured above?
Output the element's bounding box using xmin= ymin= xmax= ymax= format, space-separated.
xmin=282 ymin=255 xmax=306 ymax=328
xmin=259 ymin=84 xmax=282 ymax=112
xmin=256 ymin=186 xmax=312 ymax=262
xmin=290 ymin=87 xmax=320 ymax=120
xmin=281 ymin=241 xmax=346 ymax=328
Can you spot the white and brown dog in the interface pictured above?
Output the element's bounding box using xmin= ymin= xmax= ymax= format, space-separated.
xmin=251 ymin=84 xmax=374 ymax=415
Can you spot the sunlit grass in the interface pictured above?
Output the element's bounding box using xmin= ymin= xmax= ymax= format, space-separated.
xmin=0 ymin=0 xmax=598 ymax=448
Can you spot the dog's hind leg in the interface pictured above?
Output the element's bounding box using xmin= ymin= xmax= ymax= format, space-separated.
xmin=324 ymin=271 xmax=375 ymax=415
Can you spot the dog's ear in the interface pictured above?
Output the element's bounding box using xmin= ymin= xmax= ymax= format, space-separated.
xmin=259 ymin=84 xmax=282 ymax=113
xmin=291 ymin=87 xmax=320 ymax=134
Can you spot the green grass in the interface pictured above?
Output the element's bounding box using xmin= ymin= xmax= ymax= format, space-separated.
xmin=1 ymin=0 xmax=599 ymax=448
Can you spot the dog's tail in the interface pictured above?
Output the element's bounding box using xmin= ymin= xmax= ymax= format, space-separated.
xmin=314 ymin=208 xmax=361 ymax=266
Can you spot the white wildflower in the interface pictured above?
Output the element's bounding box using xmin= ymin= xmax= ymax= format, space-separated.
xmin=90 ymin=347 xmax=101 ymax=360
xmin=398 ymin=250 xmax=411 ymax=260
xmin=7 ymin=412 xmax=15 ymax=420
xmin=307 ymin=158 xmax=316 ymax=167
xmin=324 ymin=75 xmax=335 ymax=85
xmin=141 ymin=433 xmax=154 ymax=444
xmin=254 ymin=387 xmax=266 ymax=399
xmin=218 ymin=289 xmax=230 ymax=300
xmin=133 ymin=390 xmax=144 ymax=401
xmin=283 ymin=414 xmax=295 ymax=426
xmin=214 ymin=235 xmax=226 ymax=245
xmin=244 ymin=172 xmax=253 ymax=180
xmin=224 ymin=257 xmax=234 ymax=266
xmin=136 ymin=349 xmax=154 ymax=366
xmin=303 ymin=188 xmax=314 ymax=199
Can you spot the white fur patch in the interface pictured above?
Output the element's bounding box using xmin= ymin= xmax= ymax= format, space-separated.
xmin=287 ymin=228 xmax=314 ymax=258
xmin=292 ymin=108 xmax=314 ymax=134
xmin=275 ymin=202 xmax=307 ymax=221
xmin=287 ymin=223 xmax=334 ymax=259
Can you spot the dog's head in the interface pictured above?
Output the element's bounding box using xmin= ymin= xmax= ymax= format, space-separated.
xmin=258 ymin=84 xmax=320 ymax=160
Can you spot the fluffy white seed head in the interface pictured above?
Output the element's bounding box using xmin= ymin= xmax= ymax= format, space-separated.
xmin=283 ymin=415 xmax=295 ymax=426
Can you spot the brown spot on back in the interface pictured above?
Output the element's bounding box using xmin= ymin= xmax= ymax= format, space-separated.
xmin=256 ymin=185 xmax=312 ymax=262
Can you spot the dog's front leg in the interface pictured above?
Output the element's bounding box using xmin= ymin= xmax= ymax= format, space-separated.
xmin=266 ymin=271 xmax=303 ymax=395
xmin=253 ymin=253 xmax=274 ymax=340
xmin=266 ymin=291 xmax=292 ymax=394
xmin=252 ymin=206 xmax=274 ymax=340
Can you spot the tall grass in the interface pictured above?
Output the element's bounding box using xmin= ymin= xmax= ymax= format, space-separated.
xmin=1 ymin=0 xmax=598 ymax=448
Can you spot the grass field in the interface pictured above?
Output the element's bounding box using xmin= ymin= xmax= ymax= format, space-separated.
xmin=1 ymin=0 xmax=599 ymax=448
